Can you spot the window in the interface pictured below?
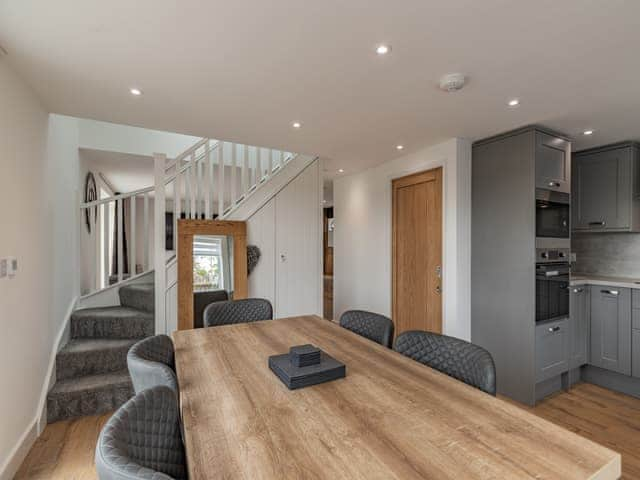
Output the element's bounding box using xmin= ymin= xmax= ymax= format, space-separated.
xmin=193 ymin=236 xmax=224 ymax=291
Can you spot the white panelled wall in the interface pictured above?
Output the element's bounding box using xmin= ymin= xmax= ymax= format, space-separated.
xmin=247 ymin=160 xmax=322 ymax=318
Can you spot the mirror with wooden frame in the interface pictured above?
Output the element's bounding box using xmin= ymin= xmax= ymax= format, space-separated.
xmin=177 ymin=220 xmax=247 ymax=330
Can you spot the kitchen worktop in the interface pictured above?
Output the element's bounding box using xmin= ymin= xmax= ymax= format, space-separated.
xmin=571 ymin=274 xmax=640 ymax=289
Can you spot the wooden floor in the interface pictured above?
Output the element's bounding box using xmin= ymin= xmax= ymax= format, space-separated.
xmin=15 ymin=383 xmax=640 ymax=479
xmin=15 ymin=412 xmax=110 ymax=480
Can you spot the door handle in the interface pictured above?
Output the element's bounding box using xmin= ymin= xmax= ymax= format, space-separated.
xmin=588 ymin=221 xmax=606 ymax=226
xmin=573 ymin=288 xmax=584 ymax=293
xmin=547 ymin=181 xmax=560 ymax=188
xmin=601 ymin=289 xmax=619 ymax=296
xmin=435 ymin=285 xmax=442 ymax=294
xmin=548 ymin=326 xmax=561 ymax=333
xmin=280 ymin=254 xmax=286 ymax=262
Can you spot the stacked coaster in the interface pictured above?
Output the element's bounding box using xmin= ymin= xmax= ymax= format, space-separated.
xmin=269 ymin=344 xmax=346 ymax=390
xmin=289 ymin=344 xmax=322 ymax=367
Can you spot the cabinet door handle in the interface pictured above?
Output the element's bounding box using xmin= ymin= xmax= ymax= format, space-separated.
xmin=548 ymin=326 xmax=561 ymax=333
xmin=588 ymin=221 xmax=606 ymax=226
xmin=572 ymin=288 xmax=584 ymax=293
xmin=601 ymin=289 xmax=619 ymax=296
xmin=548 ymin=181 xmax=560 ymax=187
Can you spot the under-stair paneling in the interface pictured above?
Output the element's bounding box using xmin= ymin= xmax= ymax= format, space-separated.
xmin=275 ymin=161 xmax=322 ymax=318
xmin=247 ymin=198 xmax=276 ymax=309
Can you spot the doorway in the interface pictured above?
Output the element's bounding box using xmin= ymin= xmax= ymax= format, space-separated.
xmin=392 ymin=167 xmax=443 ymax=336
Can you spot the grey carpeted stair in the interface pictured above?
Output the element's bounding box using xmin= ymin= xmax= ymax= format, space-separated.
xmin=118 ymin=283 xmax=154 ymax=313
xmin=70 ymin=306 xmax=154 ymax=339
xmin=47 ymin=370 xmax=133 ymax=423
xmin=56 ymin=339 xmax=138 ymax=380
xmin=47 ymin=283 xmax=155 ymax=423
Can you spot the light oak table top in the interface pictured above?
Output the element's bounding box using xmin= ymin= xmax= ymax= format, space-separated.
xmin=173 ymin=316 xmax=621 ymax=480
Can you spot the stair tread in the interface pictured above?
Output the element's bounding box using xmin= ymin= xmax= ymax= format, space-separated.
xmin=58 ymin=338 xmax=137 ymax=355
xmin=72 ymin=305 xmax=153 ymax=319
xmin=119 ymin=282 xmax=154 ymax=293
xmin=49 ymin=370 xmax=131 ymax=396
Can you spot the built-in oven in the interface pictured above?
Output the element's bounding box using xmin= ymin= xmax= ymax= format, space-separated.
xmin=536 ymin=252 xmax=570 ymax=323
xmin=536 ymin=189 xmax=570 ymax=240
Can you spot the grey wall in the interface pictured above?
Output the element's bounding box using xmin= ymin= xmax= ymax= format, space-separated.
xmin=573 ymin=232 xmax=640 ymax=277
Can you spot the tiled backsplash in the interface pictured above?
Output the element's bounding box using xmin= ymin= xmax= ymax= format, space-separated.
xmin=573 ymin=232 xmax=640 ymax=277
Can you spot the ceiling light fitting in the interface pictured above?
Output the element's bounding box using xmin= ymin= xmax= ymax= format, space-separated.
xmin=130 ymin=87 xmax=143 ymax=96
xmin=583 ymin=130 xmax=594 ymax=136
xmin=507 ymin=99 xmax=520 ymax=107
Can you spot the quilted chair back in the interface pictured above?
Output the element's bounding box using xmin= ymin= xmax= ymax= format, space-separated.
xmin=95 ymin=385 xmax=186 ymax=480
xmin=127 ymin=335 xmax=178 ymax=395
xmin=339 ymin=310 xmax=394 ymax=348
xmin=394 ymin=330 xmax=496 ymax=395
xmin=204 ymin=298 xmax=273 ymax=327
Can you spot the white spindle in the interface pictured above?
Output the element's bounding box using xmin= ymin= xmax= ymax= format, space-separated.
xmin=204 ymin=145 xmax=211 ymax=219
xmin=130 ymin=196 xmax=136 ymax=276
xmin=103 ymin=202 xmax=110 ymax=287
xmin=267 ymin=148 xmax=273 ymax=177
xmin=218 ymin=142 xmax=225 ymax=217
xmin=143 ymin=194 xmax=150 ymax=270
xmin=190 ymin=154 xmax=196 ymax=219
xmin=208 ymin=144 xmax=215 ymax=217
xmin=279 ymin=150 xmax=285 ymax=170
xmin=196 ymin=154 xmax=203 ymax=218
xmin=231 ymin=143 xmax=237 ymax=206
xmin=94 ymin=204 xmax=100 ymax=290
xmin=117 ymin=198 xmax=123 ymax=283
xmin=242 ymin=144 xmax=248 ymax=198
xmin=154 ymin=153 xmax=167 ymax=334
xmin=173 ymin=173 xmax=181 ymax=251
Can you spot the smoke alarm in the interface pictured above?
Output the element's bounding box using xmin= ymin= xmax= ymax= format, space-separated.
xmin=439 ymin=73 xmax=466 ymax=92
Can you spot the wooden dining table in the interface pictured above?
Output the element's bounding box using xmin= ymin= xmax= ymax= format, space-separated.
xmin=173 ymin=315 xmax=621 ymax=480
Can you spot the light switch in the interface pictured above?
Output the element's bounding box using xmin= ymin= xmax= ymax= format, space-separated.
xmin=7 ymin=257 xmax=17 ymax=277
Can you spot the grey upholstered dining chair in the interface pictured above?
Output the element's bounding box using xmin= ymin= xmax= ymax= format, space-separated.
xmin=339 ymin=310 xmax=394 ymax=348
xmin=394 ymin=330 xmax=497 ymax=395
xmin=204 ymin=298 xmax=273 ymax=327
xmin=127 ymin=334 xmax=178 ymax=395
xmin=95 ymin=385 xmax=186 ymax=480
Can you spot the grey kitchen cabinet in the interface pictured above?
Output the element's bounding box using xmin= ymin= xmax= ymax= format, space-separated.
xmin=589 ymin=286 xmax=632 ymax=375
xmin=569 ymin=286 xmax=589 ymax=369
xmin=633 ymin=330 xmax=640 ymax=379
xmin=535 ymin=132 xmax=571 ymax=194
xmin=572 ymin=142 xmax=640 ymax=232
xmin=535 ymin=318 xmax=569 ymax=382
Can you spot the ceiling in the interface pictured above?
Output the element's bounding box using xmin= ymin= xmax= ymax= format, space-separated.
xmin=2 ymin=1 xmax=640 ymax=177
xmin=81 ymin=149 xmax=152 ymax=193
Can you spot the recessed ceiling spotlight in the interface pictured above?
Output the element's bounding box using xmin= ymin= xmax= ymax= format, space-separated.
xmin=130 ymin=87 xmax=143 ymax=96
xmin=507 ymin=98 xmax=520 ymax=107
xmin=338 ymin=169 xmax=344 ymax=173
xmin=292 ymin=121 xmax=302 ymax=129
xmin=583 ymin=129 xmax=594 ymax=136
xmin=396 ymin=145 xmax=404 ymax=150
xmin=376 ymin=44 xmax=391 ymax=55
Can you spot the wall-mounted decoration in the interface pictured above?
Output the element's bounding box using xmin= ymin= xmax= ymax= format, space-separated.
xmin=247 ymin=245 xmax=261 ymax=275
xmin=84 ymin=172 xmax=97 ymax=233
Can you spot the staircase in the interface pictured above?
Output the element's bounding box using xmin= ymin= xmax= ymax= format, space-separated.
xmin=46 ymin=283 xmax=154 ymax=423
xmin=57 ymin=137 xmax=314 ymax=423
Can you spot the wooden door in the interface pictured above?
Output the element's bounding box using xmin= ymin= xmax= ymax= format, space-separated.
xmin=392 ymin=168 xmax=443 ymax=336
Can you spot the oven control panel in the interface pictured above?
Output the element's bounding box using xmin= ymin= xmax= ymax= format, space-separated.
xmin=536 ymin=248 xmax=571 ymax=263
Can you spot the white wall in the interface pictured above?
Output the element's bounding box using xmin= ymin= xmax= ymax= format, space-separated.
xmin=333 ymin=138 xmax=472 ymax=340
xmin=78 ymin=118 xmax=200 ymax=158
xmin=0 ymin=64 xmax=80 ymax=479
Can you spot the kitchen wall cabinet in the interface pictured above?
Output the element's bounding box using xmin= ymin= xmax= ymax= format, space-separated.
xmin=535 ymin=318 xmax=569 ymax=383
xmin=589 ymin=286 xmax=631 ymax=375
xmin=535 ymin=132 xmax=571 ymax=194
xmin=569 ymin=286 xmax=589 ymax=369
xmin=572 ymin=142 xmax=640 ymax=232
